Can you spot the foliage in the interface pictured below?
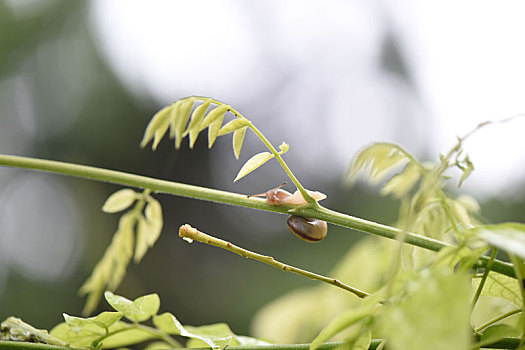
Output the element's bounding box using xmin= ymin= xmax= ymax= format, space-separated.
xmin=79 ymin=189 xmax=163 ymax=315
xmin=1 ymin=97 xmax=525 ymax=350
xmin=45 ymin=291 xmax=268 ymax=349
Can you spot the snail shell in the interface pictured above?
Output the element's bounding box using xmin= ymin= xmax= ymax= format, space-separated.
xmin=248 ymin=184 xmax=328 ymax=242
xmin=286 ymin=216 xmax=328 ymax=242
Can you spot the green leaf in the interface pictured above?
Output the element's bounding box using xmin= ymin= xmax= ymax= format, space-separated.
xmin=183 ymin=323 xmax=236 ymax=350
xmin=174 ymin=98 xmax=195 ymax=149
xmin=186 ymin=99 xmax=211 ymax=148
xmin=145 ymin=198 xmax=163 ymax=246
xmin=99 ymin=321 xmax=155 ymax=348
xmin=379 ymin=268 xmax=472 ymax=350
xmin=63 ymin=311 xmax=122 ymax=332
xmin=104 ymin=292 xmax=160 ymax=322
xmin=153 ymin=312 xmax=185 ymax=335
xmin=279 ymin=142 xmax=289 ymax=153
xmin=380 ymin=162 xmax=421 ymax=198
xmin=146 ymin=341 xmax=182 ymax=349
xmin=92 ymin=311 xmax=123 ymax=328
xmin=232 ymin=126 xmax=247 ymax=159
xmin=310 ymin=305 xmax=373 ymax=350
xmin=472 ymin=223 xmax=525 ymax=258
xmin=141 ymin=105 xmax=172 ymax=148
xmin=478 ymin=324 xmax=516 ymax=347
xmin=200 ymin=105 xmax=230 ymax=131
xmin=168 ymin=100 xmax=183 ymax=140
xmin=79 ymin=212 xmax=136 ymax=315
xmin=152 ymin=107 xmax=174 ymax=150
xmin=347 ymin=143 xmax=412 ymax=185
xmin=208 ymin=113 xmax=225 ymax=148
xmin=473 ymin=272 xmax=522 ymax=307
xmin=234 ymin=151 xmax=274 ymax=182
xmin=102 ymin=189 xmax=137 ymax=213
xmin=134 ymin=215 xmax=149 ymax=263
xmin=218 ymin=118 xmax=250 ymax=136
xmin=458 ymin=156 xmax=474 ymax=187
xmin=50 ymin=322 xmax=103 ymax=348
xmin=134 ymin=294 xmax=161 ymax=318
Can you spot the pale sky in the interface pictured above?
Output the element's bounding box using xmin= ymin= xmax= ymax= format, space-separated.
xmin=89 ymin=0 xmax=525 ymax=198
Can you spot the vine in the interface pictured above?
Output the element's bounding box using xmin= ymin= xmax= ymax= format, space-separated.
xmin=1 ymin=97 xmax=525 ymax=349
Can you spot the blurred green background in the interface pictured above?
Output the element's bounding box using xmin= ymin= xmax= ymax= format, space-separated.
xmin=1 ymin=0 xmax=524 ymax=340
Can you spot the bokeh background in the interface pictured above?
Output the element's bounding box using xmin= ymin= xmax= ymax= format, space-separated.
xmin=1 ymin=0 xmax=525 ymax=339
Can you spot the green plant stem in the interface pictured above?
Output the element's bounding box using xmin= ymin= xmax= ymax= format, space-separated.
xmin=179 ymin=225 xmax=370 ymax=298
xmin=0 ymin=342 xmax=71 ymax=350
xmin=0 ymin=153 xmax=515 ymax=279
xmin=2 ymin=337 xmax=523 ymax=350
xmin=472 ymin=248 xmax=498 ymax=308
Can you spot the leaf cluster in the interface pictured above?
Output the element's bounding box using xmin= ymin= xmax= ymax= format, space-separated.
xmin=140 ymin=96 xmax=291 ymax=183
xmin=255 ymin=128 xmax=525 ymax=349
xmin=48 ymin=291 xmax=269 ymax=349
xmin=79 ymin=189 xmax=163 ymax=316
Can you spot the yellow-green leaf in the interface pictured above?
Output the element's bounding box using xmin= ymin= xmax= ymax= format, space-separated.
xmin=145 ymin=198 xmax=163 ymax=246
xmin=134 ymin=216 xmax=149 ymax=263
xmin=472 ymin=223 xmax=525 ymax=258
xmin=380 ymin=163 xmax=421 ymax=198
xmin=168 ymin=100 xmax=182 ymax=140
xmin=102 ymin=189 xmax=137 ymax=213
xmin=152 ymin=108 xmax=173 ymax=150
xmin=208 ymin=114 xmax=225 ymax=148
xmin=153 ymin=313 xmax=185 ymax=335
xmin=234 ymin=152 xmax=274 ymax=182
xmin=218 ymin=118 xmax=250 ymax=136
xmin=104 ymin=292 xmax=160 ymax=322
xmin=473 ymin=272 xmax=521 ymax=307
xmin=458 ymin=156 xmax=474 ymax=187
xmin=173 ymin=98 xmax=195 ymax=149
xmin=140 ymin=105 xmax=172 ymax=148
xmin=232 ymin=126 xmax=247 ymax=159
xmin=186 ymin=99 xmax=211 ymax=148
xmin=200 ymin=105 xmax=229 ymax=131
xmin=279 ymin=142 xmax=289 ymax=153
xmin=347 ymin=143 xmax=411 ymax=184
xmin=310 ymin=306 xmax=372 ymax=350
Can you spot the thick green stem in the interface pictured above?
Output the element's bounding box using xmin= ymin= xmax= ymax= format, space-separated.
xmin=0 ymin=154 xmax=515 ymax=278
xmin=0 ymin=340 xmax=382 ymax=350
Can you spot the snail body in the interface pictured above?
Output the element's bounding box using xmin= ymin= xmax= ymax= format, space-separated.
xmin=248 ymin=184 xmax=328 ymax=242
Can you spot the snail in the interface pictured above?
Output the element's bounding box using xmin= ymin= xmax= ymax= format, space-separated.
xmin=248 ymin=183 xmax=328 ymax=242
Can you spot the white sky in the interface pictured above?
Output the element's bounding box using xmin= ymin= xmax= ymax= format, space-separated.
xmin=89 ymin=0 xmax=525 ymax=198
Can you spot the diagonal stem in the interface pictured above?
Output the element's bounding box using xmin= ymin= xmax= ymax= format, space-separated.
xmin=178 ymin=224 xmax=370 ymax=298
xmin=0 ymin=153 xmax=515 ymax=279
